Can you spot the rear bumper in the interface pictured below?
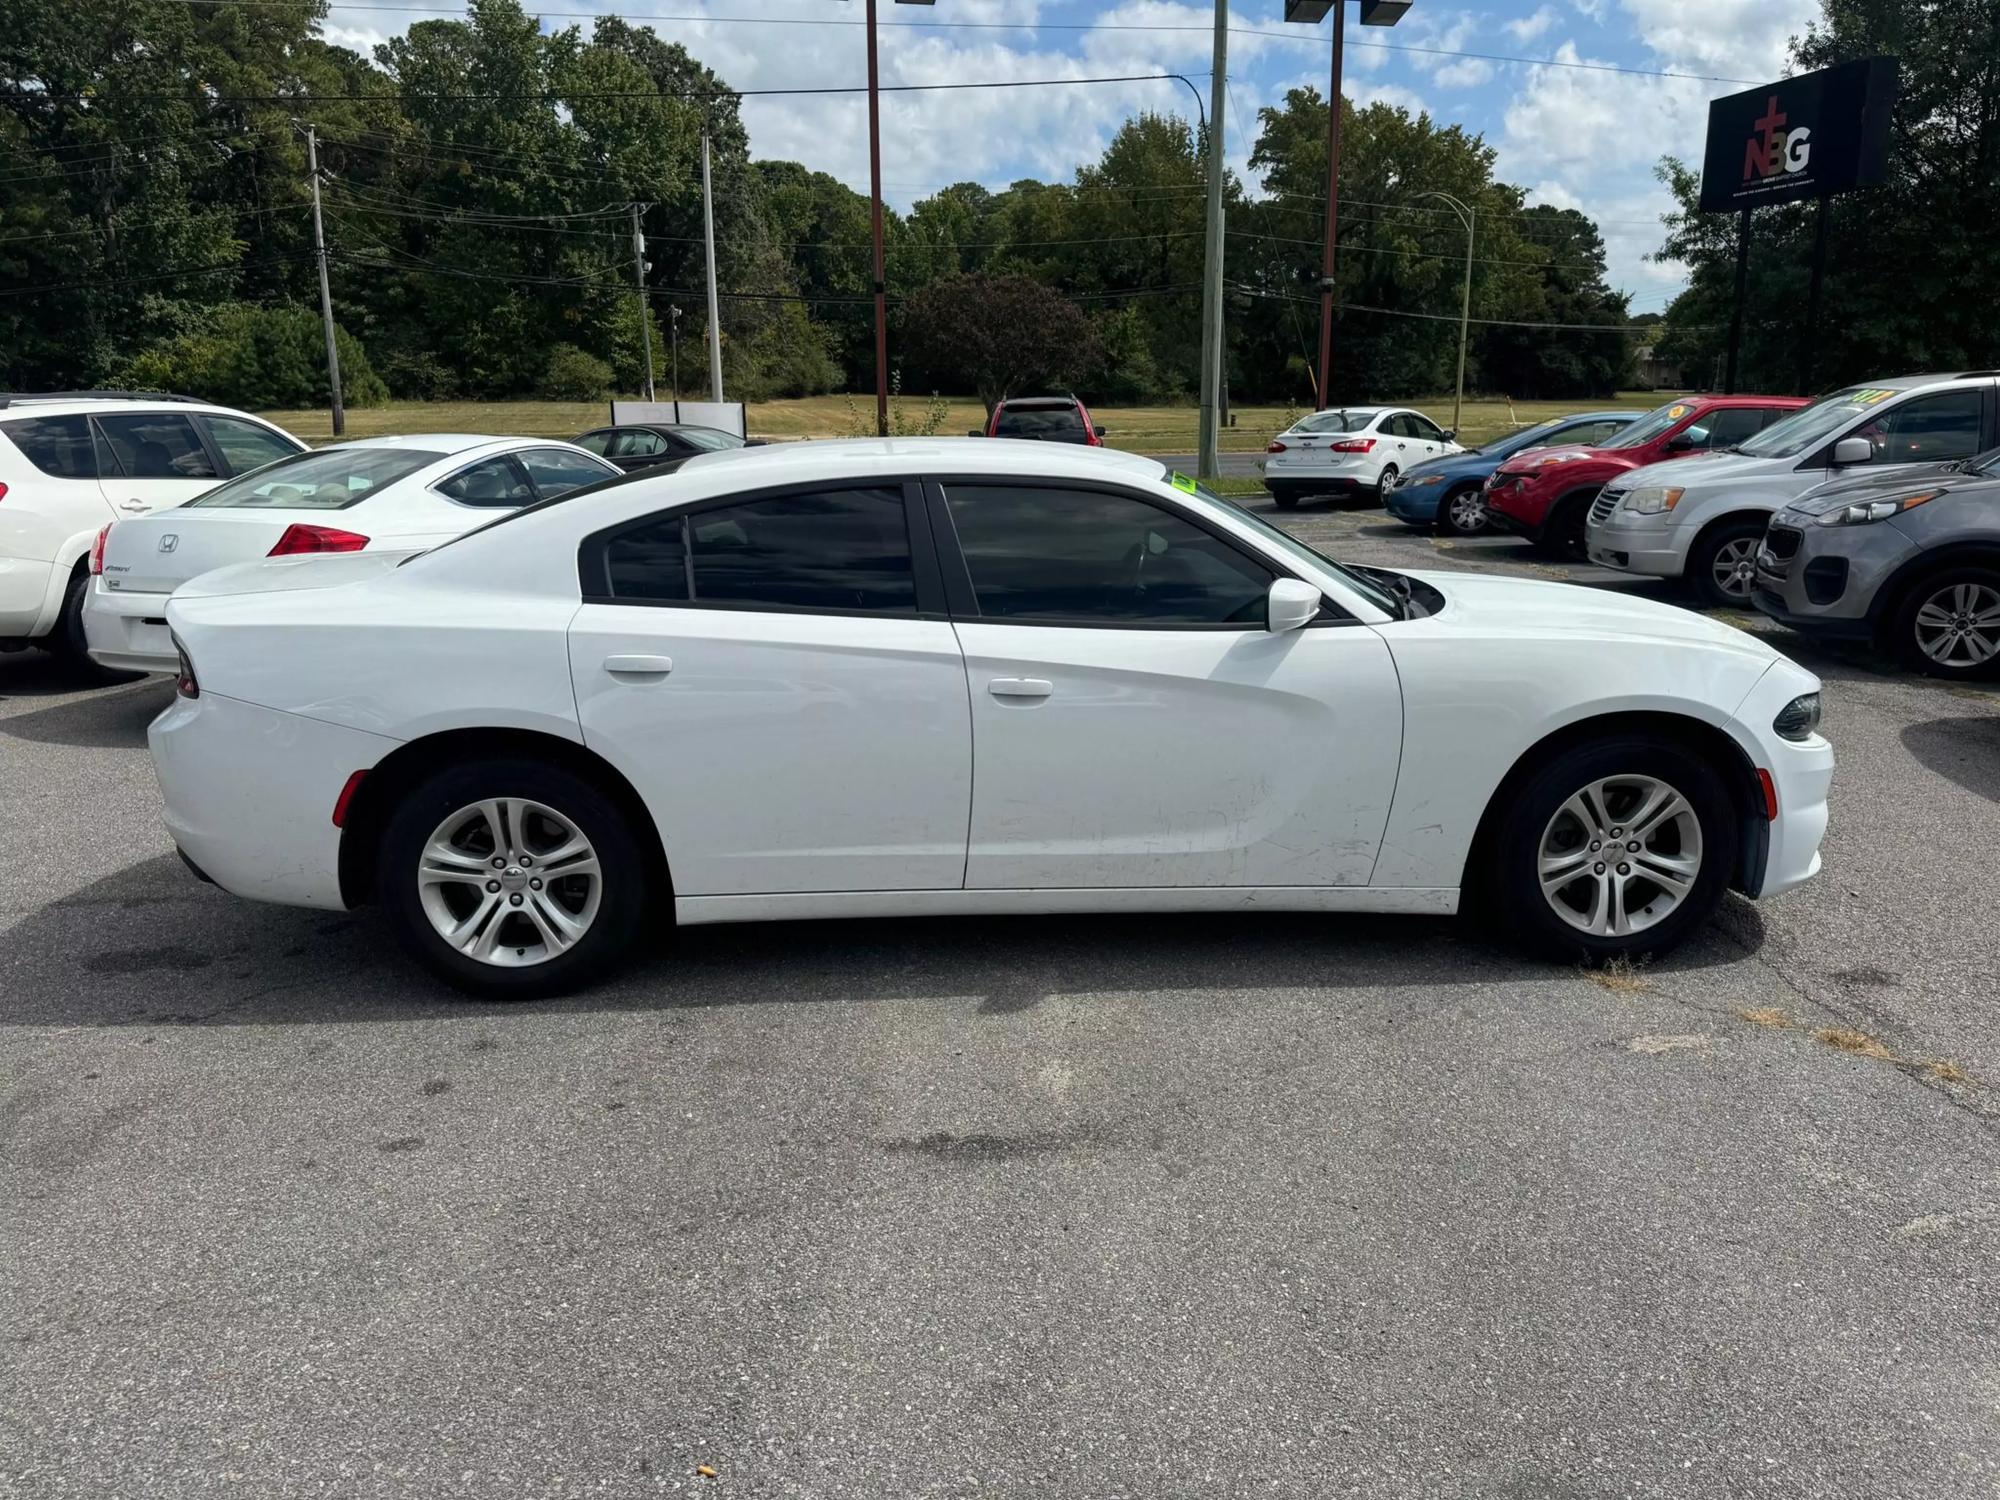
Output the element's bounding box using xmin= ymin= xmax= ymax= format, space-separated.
xmin=83 ymin=579 xmax=176 ymax=673
xmin=0 ymin=556 xmax=62 ymax=640
xmin=149 ymin=689 xmax=400 ymax=911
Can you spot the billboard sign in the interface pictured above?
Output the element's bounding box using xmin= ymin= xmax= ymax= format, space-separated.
xmin=1698 ymin=56 xmax=1898 ymax=213
xmin=608 ymin=399 xmax=746 ymax=438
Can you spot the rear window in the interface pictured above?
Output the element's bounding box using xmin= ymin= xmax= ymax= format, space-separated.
xmin=1 ymin=415 xmax=97 ymax=479
xmin=187 ymin=447 xmax=443 ymax=509
xmin=1297 ymin=409 xmax=1378 ymax=435
xmin=675 ymin=426 xmax=743 ymax=453
xmin=994 ymin=404 xmax=1085 ymax=438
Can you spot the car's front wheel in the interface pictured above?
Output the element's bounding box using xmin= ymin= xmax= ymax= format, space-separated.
xmin=1488 ymin=736 xmax=1737 ymax=962
xmin=378 ymin=758 xmax=649 ymax=999
xmin=1438 ymin=485 xmax=1488 ymax=537
xmin=1892 ymin=566 xmax=2000 ymax=679
xmin=1688 ymin=518 xmax=1766 ymax=608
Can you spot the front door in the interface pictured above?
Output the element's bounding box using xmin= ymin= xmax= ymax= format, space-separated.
xmin=92 ymin=411 xmax=225 ymax=516
xmin=568 ymin=481 xmax=972 ymax=896
xmin=935 ymin=480 xmax=1404 ymax=889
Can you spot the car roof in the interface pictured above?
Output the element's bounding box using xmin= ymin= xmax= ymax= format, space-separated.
xmin=321 ymin=433 xmax=559 ymax=455
xmin=582 ymin=422 xmax=736 ymax=436
xmin=996 ymin=396 xmax=1083 ymax=409
xmin=0 ymin=395 xmax=254 ymax=420
xmin=676 ymin=435 xmax=1162 ymax=483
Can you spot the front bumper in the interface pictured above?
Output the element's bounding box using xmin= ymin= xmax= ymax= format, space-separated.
xmin=83 ymin=578 xmax=177 ymax=673
xmin=1584 ymin=507 xmax=1686 ymax=578
xmin=1384 ymin=483 xmax=1447 ymax=523
xmin=1750 ymin=514 xmax=1913 ymax=638
xmin=1725 ymin=662 xmax=1834 ymax=900
xmin=149 ymin=689 xmax=401 ymax=911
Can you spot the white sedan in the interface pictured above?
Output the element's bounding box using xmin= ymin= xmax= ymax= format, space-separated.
xmin=85 ymin=434 xmax=618 ymax=673
xmin=1261 ymin=406 xmax=1463 ymax=510
xmin=149 ymin=439 xmax=1832 ymax=999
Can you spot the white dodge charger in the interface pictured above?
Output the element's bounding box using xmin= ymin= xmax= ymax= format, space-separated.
xmin=148 ymin=439 xmax=1832 ymax=998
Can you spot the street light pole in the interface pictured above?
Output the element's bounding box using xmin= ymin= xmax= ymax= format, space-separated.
xmin=1416 ymin=189 xmax=1474 ymax=435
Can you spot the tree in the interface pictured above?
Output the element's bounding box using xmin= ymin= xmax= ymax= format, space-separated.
xmin=904 ymin=273 xmax=1093 ymax=412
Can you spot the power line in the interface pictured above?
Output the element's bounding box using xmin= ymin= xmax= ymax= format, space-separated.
xmin=1228 ymin=280 xmax=1692 ymax=332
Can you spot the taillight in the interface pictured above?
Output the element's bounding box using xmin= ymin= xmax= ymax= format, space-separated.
xmin=172 ymin=636 xmax=199 ymax=699
xmin=1267 ymin=440 xmax=1287 ymax=453
xmin=90 ymin=522 xmax=112 ymax=575
xmin=0 ymin=482 xmax=10 ymax=502
xmin=1330 ymin=437 xmax=1376 ymax=454
xmin=269 ymin=524 xmax=368 ymax=557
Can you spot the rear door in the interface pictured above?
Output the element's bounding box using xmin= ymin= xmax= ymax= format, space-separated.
xmin=92 ymin=411 xmax=224 ymax=516
xmin=935 ymin=478 xmax=1404 ymax=889
xmin=568 ymin=479 xmax=973 ymax=895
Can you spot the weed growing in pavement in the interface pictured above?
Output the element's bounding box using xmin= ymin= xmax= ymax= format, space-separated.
xmin=1584 ymin=953 xmax=1651 ymax=994
xmin=1736 ymin=1006 xmax=1792 ymax=1028
xmin=1814 ymin=1026 xmax=1900 ymax=1062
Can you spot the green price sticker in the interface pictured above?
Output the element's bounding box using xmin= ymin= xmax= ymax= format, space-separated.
xmin=1170 ymin=471 xmax=1198 ymax=494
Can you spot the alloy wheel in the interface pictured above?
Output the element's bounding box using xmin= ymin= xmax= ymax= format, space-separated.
xmin=1537 ymin=774 xmax=1703 ymax=937
xmin=1710 ymin=537 xmax=1759 ymax=601
xmin=1913 ymin=581 xmax=2000 ymax=668
xmin=1377 ymin=465 xmax=1398 ymax=503
xmin=417 ymin=798 xmax=603 ymax=967
xmin=1446 ymin=489 xmax=1487 ymax=534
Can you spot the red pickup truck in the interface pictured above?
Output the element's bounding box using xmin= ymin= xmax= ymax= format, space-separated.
xmin=1483 ymin=394 xmax=1809 ymax=557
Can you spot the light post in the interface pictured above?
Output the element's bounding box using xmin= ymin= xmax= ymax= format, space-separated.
xmin=1283 ymin=0 xmax=1413 ymax=409
xmin=862 ymin=0 xmax=938 ymax=437
xmin=1414 ymin=189 xmax=1474 ymax=435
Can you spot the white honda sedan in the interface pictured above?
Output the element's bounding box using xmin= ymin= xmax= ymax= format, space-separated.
xmin=85 ymin=434 xmax=618 ymax=673
xmin=1261 ymin=406 xmax=1463 ymax=510
xmin=148 ymin=439 xmax=1832 ymax=999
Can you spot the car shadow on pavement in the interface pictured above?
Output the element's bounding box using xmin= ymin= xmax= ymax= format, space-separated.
xmin=1900 ymin=716 xmax=2000 ymax=803
xmin=0 ymin=851 xmax=1765 ymax=1029
xmin=0 ymin=652 xmax=148 ymax=701
xmin=0 ymin=676 xmax=170 ymax=747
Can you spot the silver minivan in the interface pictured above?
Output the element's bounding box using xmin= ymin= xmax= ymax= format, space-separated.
xmin=1585 ymin=372 xmax=2000 ymax=606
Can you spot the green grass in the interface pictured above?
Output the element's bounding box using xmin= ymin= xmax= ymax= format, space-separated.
xmin=258 ymin=391 xmax=1680 ymax=453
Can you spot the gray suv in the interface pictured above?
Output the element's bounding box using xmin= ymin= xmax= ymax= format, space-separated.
xmin=1753 ymin=445 xmax=2000 ymax=677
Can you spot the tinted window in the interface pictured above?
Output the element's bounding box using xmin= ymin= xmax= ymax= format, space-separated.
xmin=604 ymin=516 xmax=690 ymax=602
xmin=519 ymin=447 xmax=616 ymax=499
xmin=994 ymin=404 xmax=1085 ymax=438
xmin=1 ymin=415 xmax=96 ymax=478
xmin=690 ymin=487 xmax=914 ymax=613
xmin=188 ymin=447 xmax=443 ymax=509
xmin=1696 ymin=407 xmax=1770 ymax=449
xmin=1868 ymin=390 xmax=1985 ymax=462
xmin=674 ymin=426 xmax=743 ymax=453
xmin=609 ymin=430 xmax=665 ymax=457
xmin=203 ymin=416 xmax=300 ymax=475
xmin=574 ymin=430 xmax=614 ymax=456
xmin=1553 ymin=418 xmax=1622 ymax=447
xmin=95 ymin=413 xmax=217 ymax=480
xmin=1299 ymin=409 xmax=1377 ymax=435
xmin=437 ymin=455 xmax=534 ymax=508
xmin=943 ymin=484 xmax=1273 ymax=626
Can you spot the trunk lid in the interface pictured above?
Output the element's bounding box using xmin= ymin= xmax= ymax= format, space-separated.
xmin=175 ymin=548 xmax=416 ymax=601
xmin=99 ymin=508 xmax=359 ymax=597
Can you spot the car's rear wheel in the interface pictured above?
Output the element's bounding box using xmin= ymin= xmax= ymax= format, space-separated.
xmin=1438 ymin=486 xmax=1488 ymax=537
xmin=1268 ymin=484 xmax=1300 ymax=510
xmin=378 ymin=758 xmax=648 ymax=999
xmin=1487 ymin=736 xmax=1737 ymax=962
xmin=46 ymin=569 xmax=135 ymax=685
xmin=1892 ymin=567 xmax=2000 ymax=679
xmin=1687 ymin=518 xmax=1766 ymax=608
xmin=1375 ymin=464 xmax=1398 ymax=505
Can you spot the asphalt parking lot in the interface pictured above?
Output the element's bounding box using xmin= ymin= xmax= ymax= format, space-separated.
xmin=4 ymin=504 xmax=1998 ymax=1498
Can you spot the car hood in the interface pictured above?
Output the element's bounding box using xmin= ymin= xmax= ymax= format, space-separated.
xmin=174 ymin=548 xmax=421 ymax=600
xmin=1611 ymin=449 xmax=1774 ymax=492
xmin=1784 ymin=459 xmax=1988 ymax=513
xmin=1400 ymin=449 xmax=1496 ymax=482
xmin=1410 ymin=568 xmax=1782 ymax=661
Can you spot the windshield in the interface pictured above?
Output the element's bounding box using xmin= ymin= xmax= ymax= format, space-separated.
xmin=1480 ymin=418 xmax=1570 ymax=457
xmin=187 ymin=446 xmax=442 ymax=509
xmin=1193 ymin=481 xmax=1401 ymax=616
xmin=676 ymin=426 xmax=743 ymax=452
xmin=1966 ymin=445 xmax=2000 ymax=475
xmin=1602 ymin=401 xmax=1694 ymax=450
xmin=1736 ymin=386 xmax=1895 ymax=459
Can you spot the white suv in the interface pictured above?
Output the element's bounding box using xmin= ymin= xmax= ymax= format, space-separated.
xmin=1586 ymin=372 xmax=2000 ymax=606
xmin=0 ymin=394 xmax=305 ymax=673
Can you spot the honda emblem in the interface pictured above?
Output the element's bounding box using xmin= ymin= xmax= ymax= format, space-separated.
xmin=158 ymin=534 xmax=179 ymax=553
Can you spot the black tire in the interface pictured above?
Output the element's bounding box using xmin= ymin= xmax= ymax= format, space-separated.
xmin=1889 ymin=564 xmax=2000 ymax=680
xmin=1269 ymin=485 xmax=1300 ymax=511
xmin=1374 ymin=464 xmax=1399 ymax=505
xmin=45 ymin=568 xmax=136 ymax=685
xmin=1534 ymin=491 xmax=1597 ymax=560
xmin=1686 ymin=517 xmax=1766 ymax=609
xmin=377 ymin=757 xmax=650 ymax=999
xmin=1485 ymin=735 xmax=1739 ymax=964
xmin=1435 ymin=485 xmax=1489 ymax=537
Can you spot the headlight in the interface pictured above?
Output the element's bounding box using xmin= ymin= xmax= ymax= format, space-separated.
xmin=1812 ymin=489 xmax=1939 ymax=526
xmin=1408 ymin=474 xmax=1446 ymax=486
xmin=1773 ymin=692 xmax=1821 ymax=741
xmin=1533 ymin=451 xmax=1586 ymax=467
xmin=1620 ymin=486 xmax=1685 ymax=515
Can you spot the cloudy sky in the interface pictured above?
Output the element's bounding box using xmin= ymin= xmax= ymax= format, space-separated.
xmin=323 ymin=0 xmax=1822 ymax=308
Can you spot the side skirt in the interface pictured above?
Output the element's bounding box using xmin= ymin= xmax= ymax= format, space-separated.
xmin=674 ymin=885 xmax=1460 ymax=927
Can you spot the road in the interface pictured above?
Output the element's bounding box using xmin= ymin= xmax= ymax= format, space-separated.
xmin=4 ymin=504 xmax=1998 ymax=1499
xmin=1148 ymin=449 xmax=1265 ymax=479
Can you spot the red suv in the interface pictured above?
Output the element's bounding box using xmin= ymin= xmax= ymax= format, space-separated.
xmin=1483 ymin=394 xmax=1808 ymax=556
xmin=973 ymin=394 xmax=1105 ymax=446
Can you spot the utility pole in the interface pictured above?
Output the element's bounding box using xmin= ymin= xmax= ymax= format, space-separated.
xmin=301 ymin=124 xmax=344 ymax=437
xmin=1415 ymin=190 xmax=1474 ymax=434
xmin=630 ymin=202 xmax=655 ymax=401
xmin=865 ymin=0 xmax=891 ymax=436
xmin=1195 ymin=0 xmax=1228 ymax=481
xmin=669 ymin=305 xmax=682 ymax=401
xmin=701 ymin=131 xmax=724 ymax=402
xmin=1724 ymin=206 xmax=1751 ymax=394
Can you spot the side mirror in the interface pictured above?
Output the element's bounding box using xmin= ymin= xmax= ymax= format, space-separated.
xmin=1665 ymin=432 xmax=1695 ymax=452
xmin=1094 ymin=424 xmax=1109 ymax=438
xmin=1266 ymin=578 xmax=1322 ymax=634
xmin=1441 ymin=428 xmax=1456 ymax=441
xmin=1833 ymin=436 xmax=1873 ymax=466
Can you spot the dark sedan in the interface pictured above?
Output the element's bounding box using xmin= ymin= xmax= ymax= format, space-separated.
xmin=573 ymin=423 xmax=746 ymax=473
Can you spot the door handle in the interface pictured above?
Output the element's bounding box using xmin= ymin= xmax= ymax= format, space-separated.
xmin=604 ymin=654 xmax=673 ymax=677
xmin=120 ymin=499 xmax=148 ymax=512
xmin=989 ymin=677 xmax=1052 ymax=700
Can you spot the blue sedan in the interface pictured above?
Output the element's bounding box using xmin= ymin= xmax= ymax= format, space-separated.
xmin=1383 ymin=410 xmax=1639 ymax=536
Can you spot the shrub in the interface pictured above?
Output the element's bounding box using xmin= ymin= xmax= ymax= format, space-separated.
xmin=539 ymin=344 xmax=614 ymax=401
xmin=120 ymin=303 xmax=387 ymax=409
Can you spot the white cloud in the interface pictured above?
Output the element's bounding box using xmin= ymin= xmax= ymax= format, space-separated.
xmin=1569 ymin=0 xmax=1606 ymax=20
xmin=1505 ymin=6 xmax=1559 ymax=42
xmin=1617 ymin=0 xmax=1814 ymax=79
xmin=1399 ymin=12 xmax=1494 ymax=91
